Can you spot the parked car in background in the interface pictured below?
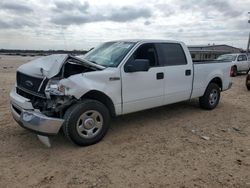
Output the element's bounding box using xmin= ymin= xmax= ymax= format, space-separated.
xmin=246 ymin=70 xmax=250 ymax=90
xmin=216 ymin=53 xmax=250 ymax=77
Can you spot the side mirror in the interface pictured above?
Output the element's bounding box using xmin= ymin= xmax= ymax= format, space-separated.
xmin=124 ymin=59 xmax=150 ymax=73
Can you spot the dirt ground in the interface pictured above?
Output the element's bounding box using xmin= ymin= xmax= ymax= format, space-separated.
xmin=0 ymin=55 xmax=250 ymax=188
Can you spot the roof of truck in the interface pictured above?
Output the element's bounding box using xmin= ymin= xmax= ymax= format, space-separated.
xmin=221 ymin=53 xmax=246 ymax=56
xmin=110 ymin=39 xmax=182 ymax=43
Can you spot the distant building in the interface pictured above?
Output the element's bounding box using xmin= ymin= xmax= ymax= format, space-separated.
xmin=188 ymin=44 xmax=243 ymax=61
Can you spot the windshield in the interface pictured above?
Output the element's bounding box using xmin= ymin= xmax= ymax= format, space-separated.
xmin=216 ymin=54 xmax=237 ymax=61
xmin=82 ymin=41 xmax=135 ymax=67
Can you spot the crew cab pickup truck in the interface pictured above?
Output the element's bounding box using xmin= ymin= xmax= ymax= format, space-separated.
xmin=10 ymin=40 xmax=232 ymax=147
xmin=216 ymin=53 xmax=250 ymax=77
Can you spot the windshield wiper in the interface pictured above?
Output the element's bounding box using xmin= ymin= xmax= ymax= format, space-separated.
xmin=89 ymin=60 xmax=108 ymax=67
xmin=89 ymin=60 xmax=98 ymax=64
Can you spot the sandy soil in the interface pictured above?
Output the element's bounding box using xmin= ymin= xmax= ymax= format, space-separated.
xmin=0 ymin=55 xmax=250 ymax=188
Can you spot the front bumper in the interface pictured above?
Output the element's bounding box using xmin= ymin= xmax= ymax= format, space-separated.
xmin=10 ymin=87 xmax=64 ymax=136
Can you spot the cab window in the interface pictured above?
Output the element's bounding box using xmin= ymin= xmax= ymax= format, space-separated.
xmin=238 ymin=55 xmax=247 ymax=61
xmin=129 ymin=43 xmax=159 ymax=67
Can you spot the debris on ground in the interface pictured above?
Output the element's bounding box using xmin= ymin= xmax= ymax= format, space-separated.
xmin=232 ymin=127 xmax=241 ymax=132
xmin=200 ymin=136 xmax=210 ymax=141
xmin=236 ymin=159 xmax=242 ymax=165
xmin=218 ymin=128 xmax=227 ymax=132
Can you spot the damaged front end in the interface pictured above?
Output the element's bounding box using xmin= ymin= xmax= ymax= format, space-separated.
xmin=10 ymin=54 xmax=104 ymax=146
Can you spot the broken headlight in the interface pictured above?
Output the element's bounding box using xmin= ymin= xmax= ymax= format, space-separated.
xmin=46 ymin=79 xmax=65 ymax=96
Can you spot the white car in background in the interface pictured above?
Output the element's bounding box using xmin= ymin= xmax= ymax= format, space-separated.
xmin=216 ymin=53 xmax=250 ymax=77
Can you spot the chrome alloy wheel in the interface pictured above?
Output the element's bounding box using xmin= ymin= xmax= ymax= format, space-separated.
xmin=76 ymin=110 xmax=103 ymax=139
xmin=209 ymin=89 xmax=218 ymax=106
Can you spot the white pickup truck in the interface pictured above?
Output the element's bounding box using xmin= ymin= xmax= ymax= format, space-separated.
xmin=216 ymin=53 xmax=250 ymax=76
xmin=10 ymin=40 xmax=232 ymax=147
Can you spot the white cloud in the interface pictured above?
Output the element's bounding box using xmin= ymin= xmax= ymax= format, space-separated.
xmin=0 ymin=0 xmax=249 ymax=50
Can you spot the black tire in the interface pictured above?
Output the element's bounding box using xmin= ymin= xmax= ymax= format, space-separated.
xmin=63 ymin=99 xmax=110 ymax=146
xmin=246 ymin=73 xmax=250 ymax=90
xmin=199 ymin=83 xmax=221 ymax=110
xmin=231 ymin=66 xmax=237 ymax=77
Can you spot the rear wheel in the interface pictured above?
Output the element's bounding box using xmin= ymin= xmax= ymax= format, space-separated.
xmin=63 ymin=100 xmax=110 ymax=146
xmin=231 ymin=66 xmax=237 ymax=77
xmin=199 ymin=83 xmax=221 ymax=110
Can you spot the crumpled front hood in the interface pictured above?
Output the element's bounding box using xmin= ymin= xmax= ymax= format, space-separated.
xmin=17 ymin=54 xmax=69 ymax=78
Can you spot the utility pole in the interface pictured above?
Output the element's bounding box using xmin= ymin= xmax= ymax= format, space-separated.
xmin=247 ymin=12 xmax=250 ymax=56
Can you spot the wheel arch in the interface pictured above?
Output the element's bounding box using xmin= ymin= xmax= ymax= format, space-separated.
xmin=81 ymin=90 xmax=116 ymax=117
xmin=208 ymin=77 xmax=223 ymax=90
xmin=233 ymin=64 xmax=237 ymax=68
xmin=232 ymin=64 xmax=237 ymax=70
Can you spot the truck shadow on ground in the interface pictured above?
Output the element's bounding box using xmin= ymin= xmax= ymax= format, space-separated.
xmin=109 ymin=99 xmax=200 ymax=130
xmin=52 ymin=99 xmax=202 ymax=147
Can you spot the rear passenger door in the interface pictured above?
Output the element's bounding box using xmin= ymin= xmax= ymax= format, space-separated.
xmin=156 ymin=43 xmax=193 ymax=104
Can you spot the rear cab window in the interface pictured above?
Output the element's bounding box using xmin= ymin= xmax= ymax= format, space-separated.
xmin=156 ymin=43 xmax=187 ymax=66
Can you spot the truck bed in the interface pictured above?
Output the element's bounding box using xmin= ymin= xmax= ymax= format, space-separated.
xmin=191 ymin=60 xmax=232 ymax=99
xmin=193 ymin=60 xmax=232 ymax=64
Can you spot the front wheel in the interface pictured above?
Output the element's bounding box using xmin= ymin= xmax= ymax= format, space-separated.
xmin=63 ymin=100 xmax=110 ymax=146
xmin=199 ymin=83 xmax=221 ymax=110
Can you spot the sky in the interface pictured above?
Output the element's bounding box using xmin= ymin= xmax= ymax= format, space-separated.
xmin=0 ymin=0 xmax=249 ymax=50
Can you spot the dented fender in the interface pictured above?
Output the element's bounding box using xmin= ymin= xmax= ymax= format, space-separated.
xmin=59 ymin=68 xmax=122 ymax=114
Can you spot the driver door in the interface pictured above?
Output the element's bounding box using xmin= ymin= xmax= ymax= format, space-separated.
xmin=121 ymin=43 xmax=165 ymax=114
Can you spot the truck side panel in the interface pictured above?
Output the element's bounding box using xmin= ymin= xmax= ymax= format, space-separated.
xmin=191 ymin=62 xmax=232 ymax=98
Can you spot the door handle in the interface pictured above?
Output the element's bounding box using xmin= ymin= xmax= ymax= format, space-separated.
xmin=156 ymin=72 xmax=164 ymax=80
xmin=185 ymin=69 xmax=191 ymax=76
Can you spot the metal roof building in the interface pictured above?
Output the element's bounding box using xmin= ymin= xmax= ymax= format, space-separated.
xmin=188 ymin=44 xmax=243 ymax=61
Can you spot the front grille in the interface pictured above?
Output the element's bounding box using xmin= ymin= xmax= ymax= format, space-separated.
xmin=16 ymin=71 xmax=48 ymax=97
xmin=16 ymin=87 xmax=46 ymax=99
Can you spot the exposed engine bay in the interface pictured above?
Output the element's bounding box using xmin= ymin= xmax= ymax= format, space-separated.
xmin=16 ymin=55 xmax=102 ymax=118
xmin=61 ymin=57 xmax=99 ymax=78
xmin=32 ymin=95 xmax=76 ymax=118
